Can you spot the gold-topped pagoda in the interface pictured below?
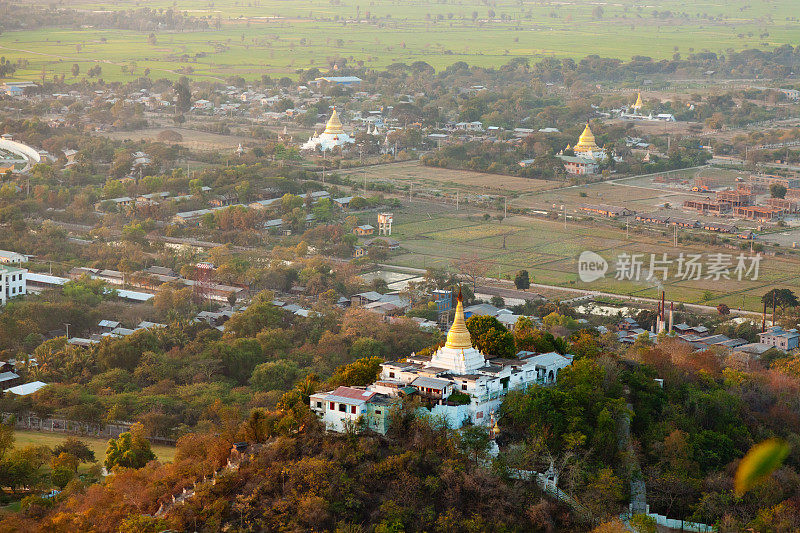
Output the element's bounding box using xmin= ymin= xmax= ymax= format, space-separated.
xmin=445 ymin=291 xmax=473 ymax=350
xmin=573 ymin=122 xmax=600 ymax=155
xmin=632 ymin=92 xmax=643 ymax=111
xmin=323 ymin=107 xmax=344 ymax=135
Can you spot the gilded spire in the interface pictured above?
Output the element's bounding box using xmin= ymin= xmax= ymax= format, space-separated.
xmin=633 ymin=92 xmax=643 ymax=110
xmin=445 ymin=290 xmax=473 ymax=350
xmin=574 ymin=122 xmax=599 ymax=152
xmin=323 ymin=107 xmax=344 ymax=135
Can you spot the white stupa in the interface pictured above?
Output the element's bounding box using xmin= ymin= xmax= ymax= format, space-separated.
xmin=301 ymin=108 xmax=355 ymax=152
xmin=427 ymin=292 xmax=486 ymax=374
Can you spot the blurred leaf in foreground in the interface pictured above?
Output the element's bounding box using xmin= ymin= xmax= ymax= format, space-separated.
xmin=734 ymin=438 xmax=790 ymax=496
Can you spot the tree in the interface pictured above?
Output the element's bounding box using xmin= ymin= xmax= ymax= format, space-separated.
xmin=53 ymin=437 xmax=95 ymax=465
xmin=454 ymin=253 xmax=489 ymax=292
xmin=104 ymin=424 xmax=156 ymax=470
xmin=762 ymin=288 xmax=798 ymax=311
xmin=330 ymin=356 xmax=383 ymax=386
xmin=514 ymin=270 xmax=530 ymax=290
xmin=147 ymin=33 xmax=158 ymax=45
xmin=465 ymin=315 xmax=516 ymax=357
xmin=249 ymin=360 xmax=300 ymax=391
xmin=717 ymin=303 xmax=730 ymax=315
xmin=0 ymin=422 xmax=13 ymax=461
xmin=770 ymin=183 xmax=787 ymax=199
xmin=71 ymin=63 xmax=80 ymax=77
xmin=174 ymin=76 xmax=192 ymax=113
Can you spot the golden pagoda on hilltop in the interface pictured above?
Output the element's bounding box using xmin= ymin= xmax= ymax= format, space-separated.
xmin=632 ymin=92 xmax=643 ymax=111
xmin=444 ymin=291 xmax=473 ymax=350
xmin=428 ymin=290 xmax=487 ymax=374
xmin=573 ymin=122 xmax=601 ymax=155
xmin=301 ymin=106 xmax=355 ymax=151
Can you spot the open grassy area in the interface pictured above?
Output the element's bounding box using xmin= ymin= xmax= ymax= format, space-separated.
xmin=2 ymin=0 xmax=800 ymax=82
xmin=13 ymin=430 xmax=176 ymax=465
xmin=387 ymin=196 xmax=800 ymax=311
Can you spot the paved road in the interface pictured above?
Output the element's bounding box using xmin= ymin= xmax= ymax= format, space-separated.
xmin=476 ymin=280 xmax=763 ymax=318
xmin=375 ymin=262 xmax=763 ymax=317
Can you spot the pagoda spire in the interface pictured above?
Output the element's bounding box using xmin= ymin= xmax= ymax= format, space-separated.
xmin=445 ymin=289 xmax=473 ymax=350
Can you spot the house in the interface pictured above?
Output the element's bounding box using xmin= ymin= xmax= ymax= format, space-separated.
xmin=702 ymin=222 xmax=738 ymax=233
xmin=314 ymin=76 xmax=363 ymax=87
xmin=0 ymin=264 xmax=26 ymax=306
xmin=333 ymin=196 xmax=355 ymax=209
xmin=365 ymin=237 xmax=400 ymax=250
xmin=4 ymin=381 xmax=47 ymax=396
xmin=636 ymin=213 xmax=670 ymax=225
xmin=667 ymin=217 xmax=699 ymax=229
xmin=0 ymin=250 xmax=26 ymax=264
xmin=0 ymin=371 xmax=20 ymax=389
xmin=353 ymin=224 xmax=375 ymax=236
xmin=559 ymin=155 xmax=599 ymax=175
xmin=579 ymin=204 xmax=634 ymax=218
xmin=98 ymin=320 xmax=121 ymax=332
xmin=758 ymin=326 xmax=799 ymax=351
xmin=309 ymin=386 xmax=378 ymax=432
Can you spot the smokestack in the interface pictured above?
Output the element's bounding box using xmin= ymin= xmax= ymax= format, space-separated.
xmin=669 ymin=301 xmax=674 ymax=332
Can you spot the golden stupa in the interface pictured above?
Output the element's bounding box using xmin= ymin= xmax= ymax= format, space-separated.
xmin=323 ymin=107 xmax=344 ymax=135
xmin=573 ymin=123 xmax=599 ymax=154
xmin=633 ymin=92 xmax=643 ymax=110
xmin=444 ymin=291 xmax=473 ymax=350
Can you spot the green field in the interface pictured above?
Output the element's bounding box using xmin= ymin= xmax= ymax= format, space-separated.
xmin=2 ymin=0 xmax=800 ymax=82
xmin=12 ymin=430 xmax=176 ymax=465
xmin=387 ymin=199 xmax=800 ymax=312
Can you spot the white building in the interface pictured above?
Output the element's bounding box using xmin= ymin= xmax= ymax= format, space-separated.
xmin=0 ymin=264 xmax=26 ymax=305
xmin=310 ymin=293 xmax=572 ymax=433
xmin=0 ymin=250 xmax=26 ymax=264
xmin=301 ymin=108 xmax=355 ymax=152
xmin=758 ymin=326 xmax=799 ymax=351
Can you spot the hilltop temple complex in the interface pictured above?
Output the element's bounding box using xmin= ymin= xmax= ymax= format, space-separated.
xmin=310 ymin=292 xmax=573 ymax=434
xmin=301 ymin=107 xmax=355 ymax=152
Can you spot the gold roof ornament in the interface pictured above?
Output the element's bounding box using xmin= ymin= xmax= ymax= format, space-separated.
xmin=633 ymin=92 xmax=643 ymax=110
xmin=444 ymin=289 xmax=473 ymax=350
xmin=323 ymin=107 xmax=344 ymax=135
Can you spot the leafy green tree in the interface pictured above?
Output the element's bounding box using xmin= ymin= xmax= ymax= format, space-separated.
xmin=250 ymin=359 xmax=301 ymax=391
xmin=465 ymin=315 xmax=515 ymax=357
xmin=53 ymin=437 xmax=95 ymax=464
xmin=330 ymin=356 xmax=383 ymax=386
xmin=770 ymin=183 xmax=787 ymax=198
xmin=762 ymin=288 xmax=798 ymax=311
xmin=105 ymin=424 xmax=156 ymax=470
xmin=514 ymin=270 xmax=530 ymax=290
xmin=174 ymin=76 xmax=192 ymax=113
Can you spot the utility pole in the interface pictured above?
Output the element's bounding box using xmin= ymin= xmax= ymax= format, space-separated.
xmin=504 ymin=196 xmax=507 ymax=219
xmin=65 ymin=323 xmax=70 ymax=339
xmin=456 ymin=191 xmax=459 ymax=211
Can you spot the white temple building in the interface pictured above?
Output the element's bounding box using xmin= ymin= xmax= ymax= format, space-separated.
xmin=301 ymin=108 xmax=355 ymax=152
xmin=310 ymin=292 xmax=573 ymax=433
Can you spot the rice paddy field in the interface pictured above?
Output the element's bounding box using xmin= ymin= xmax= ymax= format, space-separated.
xmin=2 ymin=0 xmax=800 ymax=82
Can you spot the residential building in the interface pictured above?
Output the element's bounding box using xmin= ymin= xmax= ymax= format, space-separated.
xmin=758 ymin=326 xmax=799 ymax=351
xmin=579 ymin=204 xmax=634 ymax=218
xmin=0 ymin=264 xmax=26 ymax=305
